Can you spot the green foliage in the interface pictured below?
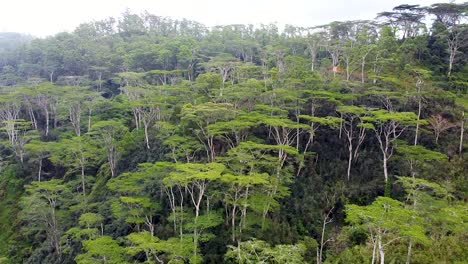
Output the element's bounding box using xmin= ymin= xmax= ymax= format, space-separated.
xmin=362 ymin=109 xmax=422 ymax=126
xmin=79 ymin=213 xmax=104 ymax=229
xmin=395 ymin=142 xmax=447 ymax=162
xmin=346 ymin=196 xmax=430 ymax=258
xmin=225 ymin=239 xmax=307 ymax=263
xmin=0 ymin=166 xmax=23 ymax=256
xmin=164 ymin=162 xmax=225 ymax=187
xmin=75 ymin=236 xmax=127 ymax=264
xmin=0 ymin=6 xmax=467 ymax=264
xmin=299 ymin=115 xmax=342 ymax=128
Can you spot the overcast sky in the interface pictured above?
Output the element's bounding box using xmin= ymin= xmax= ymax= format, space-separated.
xmin=0 ymin=0 xmax=462 ymax=37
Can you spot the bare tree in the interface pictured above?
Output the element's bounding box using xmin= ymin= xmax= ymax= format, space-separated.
xmin=428 ymin=114 xmax=456 ymax=144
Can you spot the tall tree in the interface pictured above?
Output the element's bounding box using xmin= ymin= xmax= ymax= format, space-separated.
xmin=363 ymin=110 xmax=422 ymax=184
xmin=346 ymin=197 xmax=428 ymax=264
xmin=337 ymin=105 xmax=368 ymax=180
xmin=428 ymin=3 xmax=468 ymax=76
xmin=89 ymin=120 xmax=127 ymax=177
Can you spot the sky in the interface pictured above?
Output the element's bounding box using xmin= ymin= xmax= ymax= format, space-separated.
xmin=0 ymin=0 xmax=461 ymax=37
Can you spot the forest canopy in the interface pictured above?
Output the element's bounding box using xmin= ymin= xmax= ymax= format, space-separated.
xmin=0 ymin=3 xmax=467 ymax=264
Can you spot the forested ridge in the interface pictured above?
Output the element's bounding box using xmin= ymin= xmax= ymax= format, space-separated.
xmin=0 ymin=3 xmax=467 ymax=264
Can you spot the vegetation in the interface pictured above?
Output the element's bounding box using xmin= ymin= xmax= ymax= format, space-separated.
xmin=0 ymin=3 xmax=467 ymax=263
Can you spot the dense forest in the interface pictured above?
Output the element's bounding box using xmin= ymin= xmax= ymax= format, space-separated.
xmin=0 ymin=3 xmax=467 ymax=264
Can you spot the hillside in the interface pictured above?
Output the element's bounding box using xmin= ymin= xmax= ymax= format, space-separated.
xmin=0 ymin=3 xmax=467 ymax=264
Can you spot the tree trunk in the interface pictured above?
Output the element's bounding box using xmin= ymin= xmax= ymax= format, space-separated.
xmin=339 ymin=113 xmax=343 ymax=139
xmin=460 ymin=111 xmax=464 ymax=155
xmin=347 ymin=142 xmax=353 ymax=181
xmin=414 ymin=97 xmax=422 ymax=145
xmin=448 ymin=49 xmax=455 ymax=77
xmin=406 ymin=240 xmax=413 ymax=264
xmin=345 ymin=57 xmax=351 ymax=81
xmin=318 ymin=219 xmax=326 ymax=264
xmin=240 ymin=186 xmax=249 ymax=231
xmin=133 ymin=109 xmax=140 ymax=130
xmin=98 ymin=72 xmax=102 ymax=91
xmin=371 ymin=237 xmax=377 ymax=264
xmin=81 ymin=160 xmax=86 ymax=195
xmin=231 ymin=204 xmax=237 ymax=242
xmin=144 ymin=121 xmax=150 ymax=149
xmin=49 ymin=70 xmax=54 ymax=83
xmin=44 ymin=108 xmax=50 ymax=136
xmin=38 ymin=159 xmax=42 ymax=182
xmin=88 ymin=108 xmax=92 ymax=133
xmin=27 ymin=104 xmax=38 ymax=129
xmin=361 ymin=57 xmax=366 ymax=84
xmin=378 ymin=234 xmax=385 ymax=264
xmin=318 ymin=207 xmax=333 ymax=264
xmin=383 ymin=155 xmax=388 ymax=183
xmin=208 ymin=136 xmax=215 ymax=162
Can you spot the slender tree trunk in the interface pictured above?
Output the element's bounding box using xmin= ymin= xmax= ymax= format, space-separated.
xmin=347 ymin=142 xmax=353 ymax=181
xmin=378 ymin=234 xmax=385 ymax=264
xmin=167 ymin=187 xmax=177 ymax=233
xmin=208 ymin=136 xmax=215 ymax=162
xmin=361 ymin=57 xmax=366 ymax=84
xmin=376 ymin=130 xmax=390 ymax=183
xmin=133 ymin=109 xmax=140 ymax=130
xmin=52 ymin=105 xmax=58 ymax=129
xmin=339 ymin=113 xmax=343 ymax=139
xmin=318 ymin=207 xmax=333 ymax=264
xmin=240 ymin=186 xmax=249 ymax=231
xmin=414 ymin=96 xmax=421 ymax=145
xmin=345 ymin=57 xmax=351 ymax=81
xmin=144 ymin=121 xmax=150 ymax=149
xmin=373 ymin=53 xmax=380 ymax=84
xmin=406 ymin=240 xmax=413 ymax=264
xmin=383 ymin=155 xmax=388 ymax=183
xmin=38 ymin=159 xmax=42 ymax=182
xmin=44 ymin=108 xmax=50 ymax=136
xmin=81 ymin=159 xmax=86 ymax=195
xmin=460 ymin=111 xmax=464 ymax=155
xmin=88 ymin=108 xmax=92 ymax=133
xmin=316 ymin=248 xmax=320 ymax=264
xmin=27 ymin=104 xmax=38 ymax=129
xmin=448 ymin=49 xmax=455 ymax=77
xmin=311 ymin=54 xmax=316 ymax=72
xmin=178 ymin=187 xmax=184 ymax=239
xmin=318 ymin=220 xmax=326 ymax=264
xmin=231 ymin=204 xmax=237 ymax=242
xmin=49 ymin=70 xmax=54 ymax=83
xmin=371 ymin=236 xmax=377 ymax=264
xmin=296 ymin=111 xmax=300 ymax=151
xmin=108 ymin=146 xmax=117 ymax=177
xmin=98 ymin=72 xmax=102 ymax=91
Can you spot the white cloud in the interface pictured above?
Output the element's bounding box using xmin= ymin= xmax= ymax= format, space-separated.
xmin=0 ymin=0 xmax=461 ymax=37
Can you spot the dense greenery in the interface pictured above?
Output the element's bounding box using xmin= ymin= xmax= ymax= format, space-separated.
xmin=0 ymin=3 xmax=467 ymax=264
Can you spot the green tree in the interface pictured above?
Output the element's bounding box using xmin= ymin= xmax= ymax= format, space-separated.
xmin=362 ymin=110 xmax=422 ymax=184
xmin=181 ymin=103 xmax=237 ymax=161
xmin=224 ymin=239 xmax=307 ymax=264
xmin=19 ymin=180 xmax=71 ymax=261
xmin=89 ymin=120 xmax=127 ymax=177
xmin=346 ymin=196 xmax=429 ymax=264
xmin=50 ymin=136 xmax=102 ymax=195
xmin=25 ymin=139 xmax=52 ymax=182
xmin=163 ymin=162 xmax=224 ymax=258
xmin=337 ymin=105 xmax=368 ymax=181
xmin=75 ymin=236 xmax=127 ymax=264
